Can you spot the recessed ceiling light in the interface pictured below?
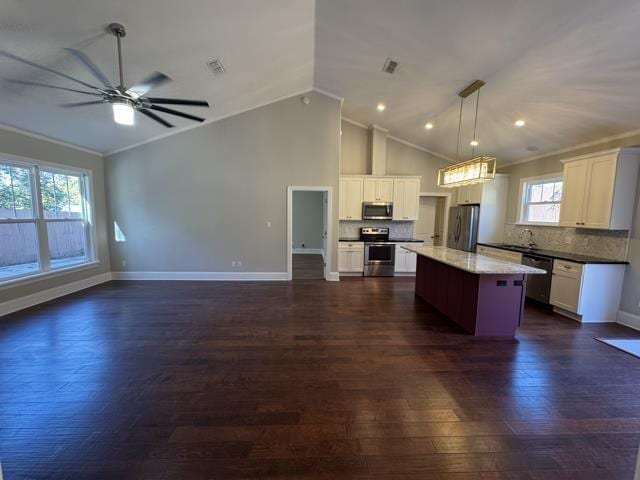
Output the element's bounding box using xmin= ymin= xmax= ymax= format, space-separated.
xmin=376 ymin=103 xmax=386 ymax=112
xmin=470 ymin=140 xmax=479 ymax=147
xmin=424 ymin=122 xmax=434 ymax=130
xmin=514 ymin=119 xmax=526 ymax=127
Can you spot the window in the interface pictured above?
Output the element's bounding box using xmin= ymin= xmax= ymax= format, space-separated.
xmin=0 ymin=158 xmax=95 ymax=283
xmin=518 ymin=174 xmax=563 ymax=225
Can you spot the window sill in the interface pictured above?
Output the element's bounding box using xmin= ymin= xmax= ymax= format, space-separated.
xmin=0 ymin=261 xmax=101 ymax=291
xmin=512 ymin=222 xmax=561 ymax=227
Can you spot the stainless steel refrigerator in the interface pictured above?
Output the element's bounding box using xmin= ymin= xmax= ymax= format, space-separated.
xmin=447 ymin=205 xmax=480 ymax=252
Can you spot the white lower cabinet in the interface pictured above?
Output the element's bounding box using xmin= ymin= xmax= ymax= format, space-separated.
xmin=338 ymin=242 xmax=364 ymax=273
xmin=549 ymin=259 xmax=625 ymax=323
xmin=549 ymin=260 xmax=582 ymax=313
xmin=394 ymin=243 xmax=422 ymax=273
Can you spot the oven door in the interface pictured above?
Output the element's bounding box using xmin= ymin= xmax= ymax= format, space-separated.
xmin=365 ymin=243 xmax=395 ymax=265
xmin=362 ymin=202 xmax=393 ymax=220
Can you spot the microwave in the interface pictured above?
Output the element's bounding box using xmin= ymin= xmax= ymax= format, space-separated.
xmin=362 ymin=202 xmax=393 ymax=220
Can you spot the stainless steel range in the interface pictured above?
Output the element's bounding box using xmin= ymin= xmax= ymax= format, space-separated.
xmin=360 ymin=227 xmax=395 ymax=277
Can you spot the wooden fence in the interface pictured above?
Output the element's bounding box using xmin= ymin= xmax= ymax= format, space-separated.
xmin=0 ymin=209 xmax=84 ymax=266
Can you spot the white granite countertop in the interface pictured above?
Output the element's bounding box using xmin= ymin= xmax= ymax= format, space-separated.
xmin=403 ymin=246 xmax=547 ymax=275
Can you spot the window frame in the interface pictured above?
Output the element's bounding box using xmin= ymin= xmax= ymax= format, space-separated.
xmin=0 ymin=153 xmax=98 ymax=286
xmin=517 ymin=173 xmax=563 ymax=226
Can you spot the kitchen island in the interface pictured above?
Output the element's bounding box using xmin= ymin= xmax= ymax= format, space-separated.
xmin=403 ymin=246 xmax=546 ymax=337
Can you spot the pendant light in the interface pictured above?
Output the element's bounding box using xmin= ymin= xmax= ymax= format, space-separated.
xmin=437 ymin=80 xmax=496 ymax=188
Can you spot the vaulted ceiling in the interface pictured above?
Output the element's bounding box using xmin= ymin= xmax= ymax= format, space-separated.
xmin=2 ymin=0 xmax=640 ymax=163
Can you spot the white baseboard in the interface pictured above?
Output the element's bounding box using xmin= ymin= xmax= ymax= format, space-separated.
xmin=292 ymin=248 xmax=324 ymax=255
xmin=617 ymin=310 xmax=640 ymax=331
xmin=110 ymin=271 xmax=289 ymax=281
xmin=0 ymin=272 xmax=112 ymax=317
xmin=326 ymin=271 xmax=340 ymax=281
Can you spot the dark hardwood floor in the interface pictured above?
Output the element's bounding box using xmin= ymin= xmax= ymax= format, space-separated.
xmin=292 ymin=254 xmax=324 ymax=280
xmin=1 ymin=277 xmax=640 ymax=479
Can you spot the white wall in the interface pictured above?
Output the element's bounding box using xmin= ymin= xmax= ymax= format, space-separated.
xmin=340 ymin=120 xmax=451 ymax=191
xmin=293 ymin=191 xmax=324 ymax=250
xmin=0 ymin=128 xmax=110 ymax=304
xmin=105 ymin=91 xmax=341 ymax=275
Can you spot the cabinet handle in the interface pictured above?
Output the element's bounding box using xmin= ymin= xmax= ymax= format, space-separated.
xmin=575 ymin=222 xmax=580 ymax=225
xmin=563 ymin=265 xmax=571 ymax=270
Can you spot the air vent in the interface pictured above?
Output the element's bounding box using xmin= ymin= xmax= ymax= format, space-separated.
xmin=382 ymin=58 xmax=398 ymax=74
xmin=207 ymin=58 xmax=226 ymax=75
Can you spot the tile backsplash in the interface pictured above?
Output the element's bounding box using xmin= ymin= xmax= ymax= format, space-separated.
xmin=503 ymin=223 xmax=629 ymax=260
xmin=339 ymin=221 xmax=414 ymax=239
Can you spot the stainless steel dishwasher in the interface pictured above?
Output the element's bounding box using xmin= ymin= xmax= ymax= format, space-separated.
xmin=522 ymin=254 xmax=553 ymax=304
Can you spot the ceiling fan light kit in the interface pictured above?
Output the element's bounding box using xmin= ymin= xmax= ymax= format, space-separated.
xmin=437 ymin=79 xmax=496 ymax=188
xmin=3 ymin=22 xmax=210 ymax=128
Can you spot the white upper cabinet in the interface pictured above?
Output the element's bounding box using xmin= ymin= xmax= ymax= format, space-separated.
xmin=456 ymin=183 xmax=482 ymax=205
xmin=558 ymin=159 xmax=588 ymax=227
xmin=393 ymin=178 xmax=420 ymax=221
xmin=339 ymin=177 xmax=363 ymax=220
xmin=363 ymin=178 xmax=394 ymax=202
xmin=559 ymin=149 xmax=640 ymax=230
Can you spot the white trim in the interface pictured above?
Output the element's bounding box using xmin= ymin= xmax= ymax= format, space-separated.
xmin=516 ymin=173 xmax=563 ymax=225
xmin=313 ymin=88 xmax=344 ymax=101
xmin=503 ymin=130 xmax=640 ymax=167
xmin=0 ymin=261 xmax=101 ymax=291
xmin=326 ymin=271 xmax=340 ymax=281
xmin=111 ymin=271 xmax=288 ymax=281
xmin=106 ymin=88 xmax=322 ymax=156
xmin=387 ymin=135 xmax=454 ymax=163
xmin=341 ymin=116 xmax=369 ymax=129
xmin=0 ymin=151 xmax=92 ymax=175
xmin=341 ymin=116 xmax=455 ymax=163
xmin=419 ymin=191 xmax=453 ymax=245
xmin=617 ymin=310 xmax=640 ymax=331
xmin=0 ymin=123 xmax=103 ymax=157
xmin=0 ymin=272 xmax=112 ymax=317
xmin=287 ymin=186 xmax=334 ymax=281
xmin=292 ymin=248 xmax=324 ymax=255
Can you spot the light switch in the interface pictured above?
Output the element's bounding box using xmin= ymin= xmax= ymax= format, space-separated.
xmin=266 ymin=221 xmax=271 ymax=228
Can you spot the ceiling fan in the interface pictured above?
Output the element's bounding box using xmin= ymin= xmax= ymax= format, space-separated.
xmin=2 ymin=23 xmax=209 ymax=128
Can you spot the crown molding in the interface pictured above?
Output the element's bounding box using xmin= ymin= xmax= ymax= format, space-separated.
xmin=341 ymin=116 xmax=454 ymax=163
xmin=0 ymin=122 xmax=103 ymax=157
xmin=503 ymin=129 xmax=640 ymax=168
xmin=106 ymin=87 xmax=327 ymax=156
xmin=313 ymin=88 xmax=344 ymax=101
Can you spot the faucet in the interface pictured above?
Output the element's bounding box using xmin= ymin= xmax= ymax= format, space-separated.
xmin=519 ymin=228 xmax=536 ymax=248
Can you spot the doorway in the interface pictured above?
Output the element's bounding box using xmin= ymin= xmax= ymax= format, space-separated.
xmin=415 ymin=193 xmax=451 ymax=246
xmin=286 ymin=186 xmax=332 ymax=281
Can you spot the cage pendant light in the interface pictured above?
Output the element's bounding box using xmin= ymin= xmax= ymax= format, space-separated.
xmin=437 ymin=80 xmax=496 ymax=188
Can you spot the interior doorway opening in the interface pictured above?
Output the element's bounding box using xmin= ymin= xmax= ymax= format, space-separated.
xmin=415 ymin=192 xmax=451 ymax=246
xmin=286 ymin=186 xmax=332 ymax=281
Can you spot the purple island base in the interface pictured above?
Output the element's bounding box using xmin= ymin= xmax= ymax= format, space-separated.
xmin=414 ymin=255 xmax=526 ymax=337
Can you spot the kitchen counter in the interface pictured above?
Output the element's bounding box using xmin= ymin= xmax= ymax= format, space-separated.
xmin=478 ymin=243 xmax=628 ymax=265
xmin=406 ymin=246 xmax=544 ymax=337
xmin=403 ymin=246 xmax=547 ymax=275
xmin=339 ymin=238 xmax=424 ymax=243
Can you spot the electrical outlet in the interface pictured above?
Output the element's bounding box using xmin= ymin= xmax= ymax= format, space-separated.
xmin=237 ymin=261 xmax=242 ymax=267
xmin=121 ymin=260 xmax=126 ymax=267
xmin=231 ymin=261 xmax=237 ymax=267
xmin=266 ymin=221 xmax=272 ymax=228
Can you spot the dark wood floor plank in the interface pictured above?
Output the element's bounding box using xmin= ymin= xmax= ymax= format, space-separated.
xmin=0 ymin=278 xmax=639 ymax=479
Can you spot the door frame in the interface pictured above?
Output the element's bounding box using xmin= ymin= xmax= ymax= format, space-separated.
xmin=419 ymin=191 xmax=453 ymax=245
xmin=287 ymin=186 xmax=333 ymax=281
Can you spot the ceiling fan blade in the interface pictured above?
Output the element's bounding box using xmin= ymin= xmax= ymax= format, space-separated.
xmin=64 ymin=48 xmax=112 ymax=88
xmin=0 ymin=50 xmax=99 ymax=91
xmin=127 ymin=71 xmax=171 ymax=97
xmin=139 ymin=109 xmax=174 ymax=128
xmin=5 ymin=79 xmax=102 ymax=96
xmin=146 ymin=97 xmax=209 ymax=107
xmin=149 ymin=105 xmax=205 ymax=122
xmin=60 ymin=100 xmax=105 ymax=108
